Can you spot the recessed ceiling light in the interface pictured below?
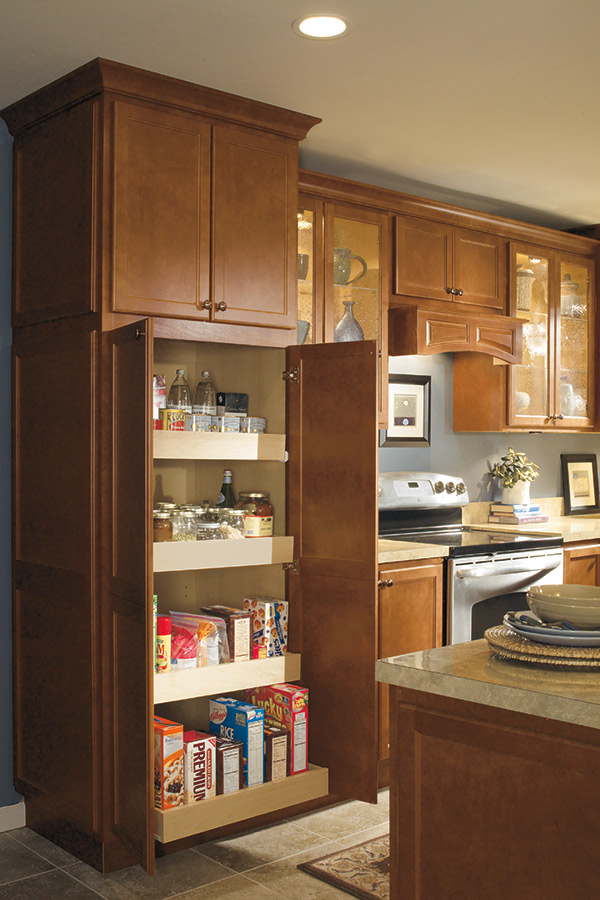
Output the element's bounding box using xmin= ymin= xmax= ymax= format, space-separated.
xmin=292 ymin=15 xmax=353 ymax=39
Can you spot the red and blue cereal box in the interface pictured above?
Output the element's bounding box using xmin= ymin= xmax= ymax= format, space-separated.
xmin=244 ymin=683 xmax=308 ymax=775
xmin=209 ymin=697 xmax=264 ymax=787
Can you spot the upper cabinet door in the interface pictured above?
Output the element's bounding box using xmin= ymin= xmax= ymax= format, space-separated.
xmin=453 ymin=227 xmax=506 ymax=311
xmin=212 ymin=125 xmax=298 ymax=329
xmin=395 ymin=215 xmax=453 ymax=302
xmin=112 ymin=102 xmax=212 ymax=320
xmin=556 ymin=255 xmax=595 ymax=428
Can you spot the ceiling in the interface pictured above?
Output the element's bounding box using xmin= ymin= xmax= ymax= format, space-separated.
xmin=2 ymin=0 xmax=600 ymax=230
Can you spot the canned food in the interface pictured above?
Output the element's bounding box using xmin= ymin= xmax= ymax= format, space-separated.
xmin=185 ymin=413 xmax=212 ymax=432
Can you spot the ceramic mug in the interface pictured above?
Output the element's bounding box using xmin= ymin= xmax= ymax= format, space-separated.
xmin=333 ymin=247 xmax=367 ymax=285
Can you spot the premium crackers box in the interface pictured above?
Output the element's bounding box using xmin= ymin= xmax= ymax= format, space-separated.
xmin=215 ymin=737 xmax=244 ymax=795
xmin=209 ymin=697 xmax=264 ymax=787
xmin=264 ymin=725 xmax=290 ymax=782
xmin=245 ymin=684 xmax=308 ymax=775
xmin=200 ymin=606 xmax=252 ymax=663
xmin=243 ymin=597 xmax=288 ymax=657
xmin=154 ymin=716 xmax=184 ymax=809
xmin=183 ymin=731 xmax=216 ymax=803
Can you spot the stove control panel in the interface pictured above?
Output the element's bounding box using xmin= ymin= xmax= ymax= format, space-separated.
xmin=378 ymin=472 xmax=469 ymax=510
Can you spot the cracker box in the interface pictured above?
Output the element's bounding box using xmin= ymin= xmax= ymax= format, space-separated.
xmin=183 ymin=731 xmax=216 ymax=803
xmin=215 ymin=737 xmax=244 ymax=795
xmin=243 ymin=597 xmax=288 ymax=657
xmin=245 ymin=684 xmax=308 ymax=775
xmin=154 ymin=716 xmax=184 ymax=809
xmin=209 ymin=697 xmax=264 ymax=787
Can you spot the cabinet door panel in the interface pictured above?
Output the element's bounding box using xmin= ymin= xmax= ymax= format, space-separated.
xmin=378 ymin=561 xmax=443 ymax=760
xmin=212 ymin=126 xmax=297 ymax=329
xmin=104 ymin=321 xmax=154 ymax=873
xmin=453 ymin=228 xmax=506 ymax=311
xmin=563 ymin=544 xmax=600 ymax=586
xmin=395 ymin=215 xmax=453 ymax=301
xmin=287 ymin=341 xmax=378 ymax=802
xmin=113 ymin=102 xmax=211 ymax=320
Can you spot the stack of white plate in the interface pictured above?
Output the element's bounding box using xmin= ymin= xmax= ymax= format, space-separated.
xmin=503 ymin=612 xmax=600 ymax=647
xmin=503 ymin=584 xmax=600 ymax=647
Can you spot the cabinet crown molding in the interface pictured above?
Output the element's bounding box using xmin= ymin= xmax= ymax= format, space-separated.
xmin=1 ymin=57 xmax=322 ymax=139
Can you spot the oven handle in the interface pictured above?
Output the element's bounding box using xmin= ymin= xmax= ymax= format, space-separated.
xmin=455 ymin=561 xmax=562 ymax=578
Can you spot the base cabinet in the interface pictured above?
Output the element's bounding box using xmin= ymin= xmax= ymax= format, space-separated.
xmin=563 ymin=542 xmax=600 ymax=586
xmin=377 ymin=560 xmax=443 ymax=760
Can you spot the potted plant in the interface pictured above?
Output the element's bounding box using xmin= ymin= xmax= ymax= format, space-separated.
xmin=491 ymin=447 xmax=540 ymax=505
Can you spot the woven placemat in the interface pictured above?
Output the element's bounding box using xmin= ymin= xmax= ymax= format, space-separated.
xmin=485 ymin=625 xmax=600 ymax=668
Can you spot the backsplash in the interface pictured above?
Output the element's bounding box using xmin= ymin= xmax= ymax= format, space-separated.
xmin=379 ymin=354 xmax=600 ymax=502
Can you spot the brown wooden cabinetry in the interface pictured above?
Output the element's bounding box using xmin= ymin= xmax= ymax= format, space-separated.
xmin=395 ymin=214 xmax=506 ymax=312
xmin=377 ymin=559 xmax=444 ymax=761
xmin=563 ymin=542 xmax=600 ymax=586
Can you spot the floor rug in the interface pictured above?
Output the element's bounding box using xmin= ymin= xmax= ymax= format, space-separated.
xmin=297 ymin=834 xmax=390 ymax=900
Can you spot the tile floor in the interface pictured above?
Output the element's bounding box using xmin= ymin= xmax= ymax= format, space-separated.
xmin=0 ymin=789 xmax=389 ymax=899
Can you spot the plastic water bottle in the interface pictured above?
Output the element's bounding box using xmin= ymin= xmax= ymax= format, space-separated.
xmin=193 ymin=370 xmax=217 ymax=415
xmin=167 ymin=369 xmax=192 ymax=413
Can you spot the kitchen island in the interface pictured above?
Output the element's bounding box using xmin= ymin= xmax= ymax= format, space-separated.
xmin=376 ymin=641 xmax=600 ymax=900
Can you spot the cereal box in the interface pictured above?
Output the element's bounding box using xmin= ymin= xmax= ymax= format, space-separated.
xmin=245 ymin=684 xmax=308 ymax=775
xmin=183 ymin=731 xmax=216 ymax=803
xmin=209 ymin=697 xmax=264 ymax=787
xmin=154 ymin=716 xmax=184 ymax=809
xmin=243 ymin=597 xmax=288 ymax=657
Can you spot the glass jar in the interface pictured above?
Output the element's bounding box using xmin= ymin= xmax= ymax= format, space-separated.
xmin=171 ymin=509 xmax=197 ymax=541
xmin=239 ymin=492 xmax=274 ymax=537
xmin=197 ymin=521 xmax=224 ymax=541
xmin=219 ymin=508 xmax=246 ymax=539
xmin=153 ymin=510 xmax=173 ymax=542
xmin=198 ymin=506 xmax=221 ymax=524
xmin=155 ymin=501 xmax=177 ymax=511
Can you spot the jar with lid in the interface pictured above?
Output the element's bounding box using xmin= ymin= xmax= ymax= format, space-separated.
xmin=239 ymin=492 xmax=274 ymax=537
xmin=171 ymin=509 xmax=197 ymax=541
xmin=219 ymin=508 xmax=246 ymax=539
xmin=198 ymin=506 xmax=221 ymax=524
xmin=197 ymin=521 xmax=224 ymax=541
xmin=153 ymin=510 xmax=173 ymax=542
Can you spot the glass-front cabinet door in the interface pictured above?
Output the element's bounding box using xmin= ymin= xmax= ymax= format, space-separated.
xmin=298 ymin=193 xmax=389 ymax=425
xmin=508 ymin=243 xmax=595 ymax=429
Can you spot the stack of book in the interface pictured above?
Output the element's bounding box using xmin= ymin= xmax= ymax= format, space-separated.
xmin=488 ymin=502 xmax=548 ymax=524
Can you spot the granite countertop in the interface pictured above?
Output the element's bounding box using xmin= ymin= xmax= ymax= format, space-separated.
xmin=476 ymin=515 xmax=600 ymax=542
xmin=378 ymin=538 xmax=449 ymax=564
xmin=375 ymin=640 xmax=600 ymax=730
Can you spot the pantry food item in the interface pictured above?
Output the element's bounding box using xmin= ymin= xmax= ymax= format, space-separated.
xmin=154 ymin=716 xmax=184 ymax=809
xmin=216 ymin=392 xmax=248 ymax=416
xmin=193 ymin=371 xmax=217 ymax=416
xmin=170 ymin=611 xmax=230 ymax=667
xmin=185 ymin=413 xmax=212 ymax=432
xmin=153 ymin=510 xmax=173 ymax=543
xmin=215 ymin=737 xmax=243 ymax=795
xmin=245 ymin=684 xmax=308 ymax=775
xmin=243 ymin=597 xmax=288 ymax=656
xmin=171 ymin=509 xmax=197 ymax=542
xmin=183 ymin=731 xmax=216 ymax=803
xmin=167 ymin=369 xmax=192 ymax=413
xmin=153 ymin=375 xmax=166 ymax=424
xmin=215 ymin=469 xmax=236 ymax=509
xmin=264 ymin=725 xmax=290 ymax=782
xmin=209 ymin=698 xmax=264 ymax=787
xmin=200 ymin=605 xmax=252 ymax=662
xmin=211 ymin=416 xmax=241 ymax=432
xmin=240 ymin=417 xmax=266 ymax=433
xmin=155 ymin=616 xmax=171 ymax=673
xmin=158 ymin=408 xmax=186 ymax=431
xmin=238 ymin=492 xmax=274 ymax=537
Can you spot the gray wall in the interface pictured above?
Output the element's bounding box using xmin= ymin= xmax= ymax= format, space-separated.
xmin=380 ymin=354 xmax=600 ymax=502
xmin=0 ymin=120 xmax=18 ymax=807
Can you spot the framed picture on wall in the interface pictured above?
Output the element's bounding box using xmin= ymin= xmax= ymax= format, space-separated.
xmin=379 ymin=374 xmax=431 ymax=447
xmin=561 ymin=454 xmax=600 ymax=515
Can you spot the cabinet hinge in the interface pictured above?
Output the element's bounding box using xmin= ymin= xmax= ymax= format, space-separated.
xmin=282 ymin=367 xmax=300 ymax=384
xmin=282 ymin=559 xmax=299 ymax=574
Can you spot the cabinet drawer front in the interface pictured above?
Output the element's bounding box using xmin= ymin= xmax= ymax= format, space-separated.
xmin=112 ymin=101 xmax=211 ymax=319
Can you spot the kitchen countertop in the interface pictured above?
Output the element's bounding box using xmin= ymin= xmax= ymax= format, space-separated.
xmin=378 ymin=538 xmax=449 ymax=564
xmin=375 ymin=639 xmax=600 ymax=730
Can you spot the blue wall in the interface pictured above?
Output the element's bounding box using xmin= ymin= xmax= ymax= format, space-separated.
xmin=0 ymin=120 xmax=19 ymax=807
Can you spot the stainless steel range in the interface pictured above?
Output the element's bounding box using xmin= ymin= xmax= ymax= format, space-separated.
xmin=378 ymin=471 xmax=564 ymax=644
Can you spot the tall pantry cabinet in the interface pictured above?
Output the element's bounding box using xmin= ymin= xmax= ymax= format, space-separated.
xmin=5 ymin=60 xmax=380 ymax=875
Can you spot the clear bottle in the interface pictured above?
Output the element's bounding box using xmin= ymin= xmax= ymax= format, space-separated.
xmin=215 ymin=468 xmax=236 ymax=508
xmin=167 ymin=369 xmax=192 ymax=413
xmin=193 ymin=370 xmax=217 ymax=415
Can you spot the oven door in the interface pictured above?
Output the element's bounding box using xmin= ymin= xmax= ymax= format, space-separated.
xmin=447 ymin=548 xmax=564 ymax=644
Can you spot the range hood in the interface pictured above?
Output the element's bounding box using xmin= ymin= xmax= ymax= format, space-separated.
xmin=388 ymin=304 xmax=523 ymax=365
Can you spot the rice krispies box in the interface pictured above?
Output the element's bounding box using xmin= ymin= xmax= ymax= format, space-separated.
xmin=244 ymin=684 xmax=308 ymax=775
xmin=242 ymin=597 xmax=288 ymax=657
xmin=209 ymin=698 xmax=264 ymax=787
xmin=154 ymin=716 xmax=184 ymax=809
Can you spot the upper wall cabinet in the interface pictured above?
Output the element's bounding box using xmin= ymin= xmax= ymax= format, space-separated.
xmin=2 ymin=58 xmax=320 ymax=334
xmin=394 ymin=214 xmax=506 ymax=312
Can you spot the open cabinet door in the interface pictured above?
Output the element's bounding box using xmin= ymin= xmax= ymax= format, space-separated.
xmin=103 ymin=320 xmax=154 ymax=873
xmin=286 ymin=340 xmax=379 ymax=803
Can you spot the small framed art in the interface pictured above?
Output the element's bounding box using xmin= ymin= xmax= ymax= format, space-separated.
xmin=379 ymin=374 xmax=431 ymax=447
xmin=561 ymin=454 xmax=600 ymax=515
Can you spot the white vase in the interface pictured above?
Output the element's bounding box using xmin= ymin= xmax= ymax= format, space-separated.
xmin=501 ymin=481 xmax=531 ymax=505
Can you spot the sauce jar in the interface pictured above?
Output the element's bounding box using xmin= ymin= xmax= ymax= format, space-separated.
xmin=240 ymin=492 xmax=274 ymax=537
xmin=153 ymin=510 xmax=173 ymax=542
